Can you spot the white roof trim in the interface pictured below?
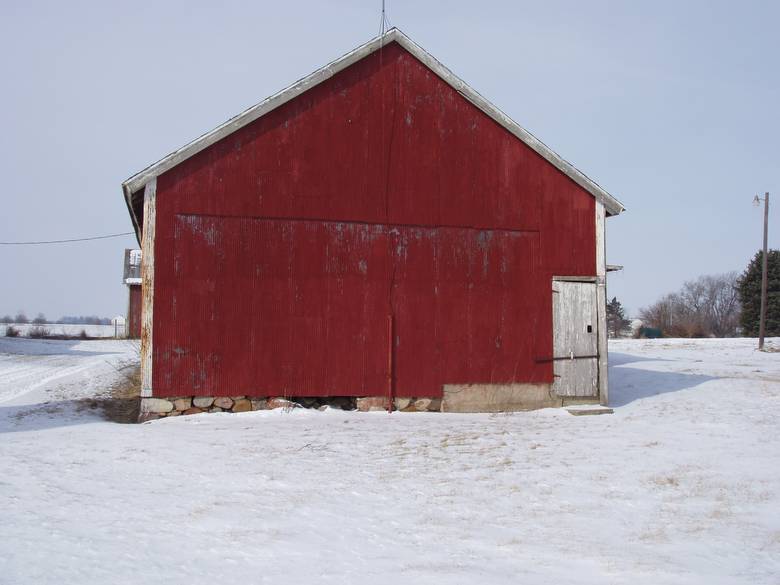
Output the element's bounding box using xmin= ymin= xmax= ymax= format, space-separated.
xmin=122 ymin=28 xmax=624 ymax=222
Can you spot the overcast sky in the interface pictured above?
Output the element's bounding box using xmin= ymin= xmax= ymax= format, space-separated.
xmin=1 ymin=0 xmax=777 ymax=319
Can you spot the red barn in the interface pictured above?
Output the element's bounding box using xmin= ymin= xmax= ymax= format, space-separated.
xmin=122 ymin=29 xmax=624 ymax=419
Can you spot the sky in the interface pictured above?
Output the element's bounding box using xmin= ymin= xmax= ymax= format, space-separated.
xmin=0 ymin=0 xmax=777 ymax=319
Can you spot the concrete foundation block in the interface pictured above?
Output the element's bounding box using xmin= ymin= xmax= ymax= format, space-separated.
xmin=566 ymin=406 xmax=613 ymax=416
xmin=441 ymin=383 xmax=561 ymax=413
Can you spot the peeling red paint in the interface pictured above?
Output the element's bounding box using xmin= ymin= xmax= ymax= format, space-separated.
xmin=150 ymin=41 xmax=596 ymax=398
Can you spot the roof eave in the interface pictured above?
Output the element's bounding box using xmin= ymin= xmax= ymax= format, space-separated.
xmin=389 ymin=31 xmax=626 ymax=216
xmin=121 ymin=30 xmax=402 ymax=196
xmin=122 ymin=183 xmax=142 ymax=245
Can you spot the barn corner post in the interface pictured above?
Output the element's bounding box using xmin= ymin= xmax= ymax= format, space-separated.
xmin=595 ymin=200 xmax=609 ymax=406
xmin=140 ymin=178 xmax=157 ymax=409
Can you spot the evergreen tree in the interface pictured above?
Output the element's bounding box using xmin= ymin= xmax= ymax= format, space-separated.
xmin=606 ymin=296 xmax=631 ymax=338
xmin=737 ymin=249 xmax=780 ymax=337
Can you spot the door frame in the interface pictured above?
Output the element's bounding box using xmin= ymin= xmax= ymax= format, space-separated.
xmin=551 ymin=275 xmax=608 ymax=404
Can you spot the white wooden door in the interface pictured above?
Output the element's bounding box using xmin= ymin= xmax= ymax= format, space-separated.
xmin=552 ymin=280 xmax=599 ymax=397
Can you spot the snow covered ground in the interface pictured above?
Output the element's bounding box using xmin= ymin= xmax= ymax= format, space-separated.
xmin=0 ymin=323 xmax=122 ymax=338
xmin=0 ymin=337 xmax=138 ymax=406
xmin=0 ymin=337 xmax=778 ymax=584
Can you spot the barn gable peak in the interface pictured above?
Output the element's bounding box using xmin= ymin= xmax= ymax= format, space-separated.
xmin=122 ymin=28 xmax=624 ymax=239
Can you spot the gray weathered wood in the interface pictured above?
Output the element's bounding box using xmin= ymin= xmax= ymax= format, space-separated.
xmin=140 ymin=178 xmax=156 ymax=398
xmin=595 ymin=201 xmax=609 ymax=405
xmin=567 ymin=406 xmax=613 ymax=416
xmin=552 ymin=280 xmax=599 ymax=397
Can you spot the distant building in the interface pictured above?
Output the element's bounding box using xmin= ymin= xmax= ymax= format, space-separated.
xmin=111 ymin=315 xmax=127 ymax=338
xmin=122 ymin=249 xmax=142 ymax=338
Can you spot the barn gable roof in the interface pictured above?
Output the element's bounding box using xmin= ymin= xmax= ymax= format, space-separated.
xmin=122 ymin=28 xmax=624 ymax=238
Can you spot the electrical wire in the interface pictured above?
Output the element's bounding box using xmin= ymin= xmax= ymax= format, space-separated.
xmin=0 ymin=232 xmax=135 ymax=245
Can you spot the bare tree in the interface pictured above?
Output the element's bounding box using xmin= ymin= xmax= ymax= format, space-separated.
xmin=702 ymin=272 xmax=740 ymax=337
xmin=639 ymin=272 xmax=740 ymax=337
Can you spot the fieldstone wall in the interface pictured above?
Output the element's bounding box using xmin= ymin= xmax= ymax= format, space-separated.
xmin=138 ymin=395 xmax=443 ymax=422
xmin=139 ymin=396 xmax=290 ymax=422
xmin=356 ymin=397 xmax=442 ymax=412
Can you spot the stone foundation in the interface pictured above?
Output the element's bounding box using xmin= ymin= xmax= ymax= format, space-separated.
xmin=139 ymin=395 xmax=289 ymax=422
xmin=139 ymin=387 xmax=589 ymax=422
xmin=138 ymin=394 xmax=446 ymax=421
xmin=355 ymin=396 xmax=443 ymax=412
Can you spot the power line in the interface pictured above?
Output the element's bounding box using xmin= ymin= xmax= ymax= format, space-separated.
xmin=0 ymin=232 xmax=135 ymax=246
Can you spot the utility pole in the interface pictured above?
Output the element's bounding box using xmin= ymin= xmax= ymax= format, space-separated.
xmin=754 ymin=192 xmax=770 ymax=350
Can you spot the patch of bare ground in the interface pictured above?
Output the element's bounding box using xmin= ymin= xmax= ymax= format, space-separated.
xmin=85 ymin=364 xmax=141 ymax=424
xmin=10 ymin=366 xmax=140 ymax=424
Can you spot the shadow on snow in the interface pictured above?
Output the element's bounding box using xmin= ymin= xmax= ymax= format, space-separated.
xmin=0 ymin=337 xmax=129 ymax=358
xmin=0 ymin=399 xmax=110 ymax=434
xmin=0 ymin=350 xmax=717 ymax=431
xmin=608 ymin=352 xmax=717 ymax=407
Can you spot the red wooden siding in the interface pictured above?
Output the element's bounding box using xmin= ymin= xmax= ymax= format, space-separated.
xmin=151 ymin=41 xmax=596 ymax=398
xmin=127 ymin=284 xmax=142 ymax=339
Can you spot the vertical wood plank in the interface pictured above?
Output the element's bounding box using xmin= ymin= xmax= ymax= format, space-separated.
xmin=140 ymin=178 xmax=156 ymax=398
xmin=553 ymin=280 xmax=598 ymax=397
xmin=595 ymin=201 xmax=609 ymax=405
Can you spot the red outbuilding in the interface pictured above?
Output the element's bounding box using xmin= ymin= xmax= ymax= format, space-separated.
xmin=122 ymin=248 xmax=142 ymax=339
xmin=122 ymin=29 xmax=624 ymax=418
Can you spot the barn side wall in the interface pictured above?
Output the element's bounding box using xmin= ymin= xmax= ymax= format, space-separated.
xmin=147 ymin=42 xmax=597 ymax=401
